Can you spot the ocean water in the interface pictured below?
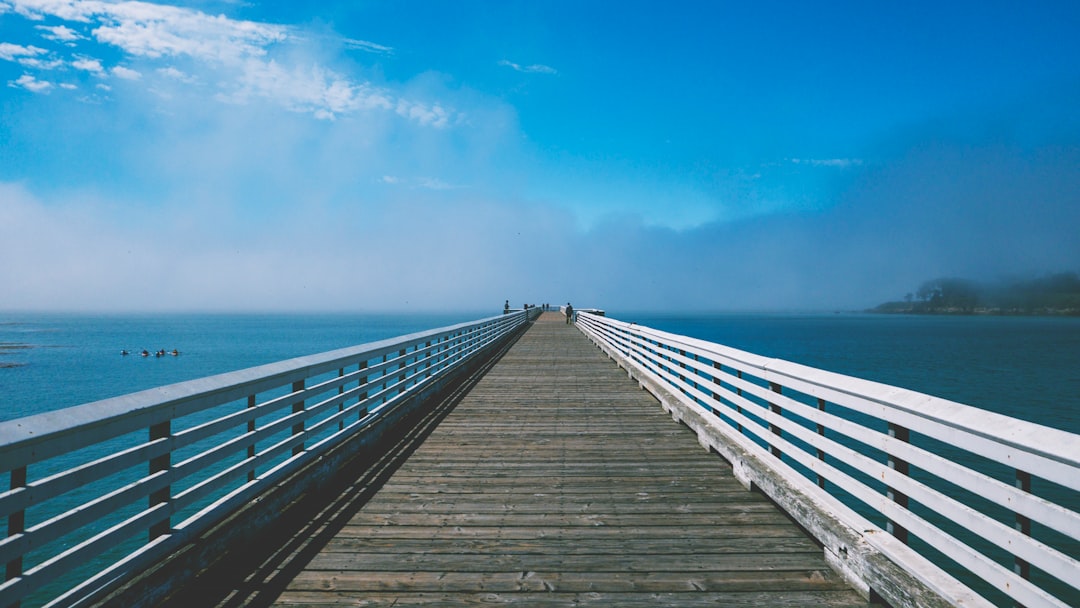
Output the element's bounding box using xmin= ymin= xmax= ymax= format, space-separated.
xmin=618 ymin=311 xmax=1080 ymax=435
xmin=0 ymin=312 xmax=487 ymax=422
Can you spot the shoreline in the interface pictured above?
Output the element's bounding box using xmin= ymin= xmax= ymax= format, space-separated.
xmin=868 ymin=304 xmax=1080 ymax=317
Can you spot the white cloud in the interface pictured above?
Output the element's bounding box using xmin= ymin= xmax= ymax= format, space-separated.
xmin=90 ymin=4 xmax=288 ymax=62
xmin=4 ymin=0 xmax=458 ymax=126
xmin=378 ymin=175 xmax=465 ymax=190
xmin=0 ymin=41 xmax=46 ymax=60
xmin=344 ymin=37 xmax=392 ymax=55
xmin=71 ymin=54 xmax=104 ymax=73
xmin=9 ymin=0 xmax=88 ymax=21
xmin=36 ymin=24 xmax=82 ymax=42
xmin=219 ymin=58 xmax=453 ymax=125
xmin=111 ymin=65 xmax=140 ymax=79
xmin=18 ymin=55 xmax=65 ymax=69
xmin=498 ymin=59 xmax=557 ymax=75
xmin=156 ymin=65 xmax=194 ymax=82
xmin=790 ymin=158 xmax=863 ymax=168
xmin=416 ymin=177 xmax=462 ymax=191
xmin=8 ymin=73 xmax=52 ymax=92
xmin=10 ymin=1 xmax=288 ymax=60
xmin=225 ymin=58 xmax=381 ymax=115
xmin=1 ymin=41 xmax=64 ymax=69
xmin=59 ymin=82 xmax=77 ymax=89
xmin=395 ymin=99 xmax=451 ymax=128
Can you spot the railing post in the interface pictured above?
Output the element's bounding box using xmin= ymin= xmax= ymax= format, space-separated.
xmin=246 ymin=394 xmax=256 ymax=482
xmin=1014 ymin=469 xmax=1032 ymax=586
xmin=6 ymin=465 xmax=26 ymax=596
xmin=711 ymin=362 xmax=723 ymax=417
xmin=886 ymin=422 xmax=910 ymax=544
xmin=358 ymin=360 xmax=369 ymax=419
xmin=768 ymin=382 xmax=783 ymax=459
xmin=337 ymin=367 xmax=345 ymax=431
xmin=424 ymin=340 xmax=432 ymax=378
xmin=691 ymin=353 xmax=700 ymax=393
xmin=398 ymin=348 xmax=407 ymax=390
xmin=381 ymin=353 xmax=389 ymax=404
xmin=291 ymin=380 xmax=305 ymax=456
xmin=149 ymin=421 xmax=171 ymax=539
xmin=677 ymin=349 xmax=687 ymax=394
xmin=816 ymin=398 xmax=826 ymax=489
xmin=735 ymin=370 xmax=744 ymax=433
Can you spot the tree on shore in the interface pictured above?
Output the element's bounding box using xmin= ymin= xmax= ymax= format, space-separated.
xmin=874 ymin=272 xmax=1080 ymax=315
xmin=914 ymin=278 xmax=980 ymax=312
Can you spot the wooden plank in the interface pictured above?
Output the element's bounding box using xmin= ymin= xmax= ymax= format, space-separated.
xmin=355 ymin=496 xmax=781 ymax=511
xmin=274 ymin=590 xmax=867 ymax=607
xmin=332 ymin=525 xmax=807 ymax=540
xmin=266 ymin=312 xmax=867 ymax=607
xmin=301 ymin=552 xmax=837 ymax=572
xmin=314 ymin=536 xmax=824 ymax=555
xmin=284 ymin=569 xmax=854 ymax=592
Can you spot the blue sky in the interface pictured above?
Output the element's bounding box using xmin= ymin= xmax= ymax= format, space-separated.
xmin=1 ymin=0 xmax=1078 ymax=312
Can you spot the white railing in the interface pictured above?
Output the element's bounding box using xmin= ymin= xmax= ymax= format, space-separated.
xmin=0 ymin=309 xmax=537 ymax=608
xmin=575 ymin=312 xmax=1080 ymax=608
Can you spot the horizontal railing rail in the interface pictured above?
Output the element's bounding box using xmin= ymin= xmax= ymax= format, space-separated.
xmin=575 ymin=312 xmax=1079 ymax=608
xmin=0 ymin=309 xmax=538 ymax=608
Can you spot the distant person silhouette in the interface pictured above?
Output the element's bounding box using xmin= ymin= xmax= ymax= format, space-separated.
xmin=565 ymin=303 xmax=574 ymax=324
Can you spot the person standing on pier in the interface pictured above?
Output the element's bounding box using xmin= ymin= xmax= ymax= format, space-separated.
xmin=565 ymin=302 xmax=574 ymax=324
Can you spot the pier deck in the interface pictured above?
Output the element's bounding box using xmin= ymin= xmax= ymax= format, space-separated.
xmin=181 ymin=312 xmax=868 ymax=606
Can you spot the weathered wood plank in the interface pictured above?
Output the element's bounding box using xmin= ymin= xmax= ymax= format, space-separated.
xmin=274 ymin=590 xmax=868 ymax=607
xmin=285 ymin=569 xmax=853 ymax=592
xmin=315 ymin=536 xmax=823 ymax=554
xmin=300 ymin=551 xmax=835 ymax=572
xmin=355 ymin=499 xmax=781 ymax=513
xmin=370 ymin=486 xmax=755 ymax=497
xmin=332 ymin=524 xmax=806 ymax=540
xmin=267 ymin=312 xmax=867 ymax=607
xmin=337 ymin=512 xmax=794 ymax=527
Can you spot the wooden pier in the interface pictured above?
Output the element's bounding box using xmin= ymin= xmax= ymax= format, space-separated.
xmin=186 ymin=312 xmax=865 ymax=606
xmin=8 ymin=309 xmax=1075 ymax=607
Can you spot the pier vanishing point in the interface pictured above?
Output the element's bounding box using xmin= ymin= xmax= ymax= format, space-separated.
xmin=1 ymin=309 xmax=1077 ymax=607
